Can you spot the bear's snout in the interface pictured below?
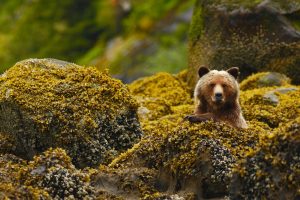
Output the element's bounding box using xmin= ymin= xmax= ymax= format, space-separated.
xmin=215 ymin=93 xmax=223 ymax=101
xmin=212 ymin=84 xmax=224 ymax=103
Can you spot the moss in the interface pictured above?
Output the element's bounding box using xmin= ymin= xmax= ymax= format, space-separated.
xmin=0 ymin=154 xmax=26 ymax=185
xmin=206 ymin=0 xmax=263 ymax=9
xmin=129 ymin=72 xmax=192 ymax=121
xmin=0 ymin=132 xmax=16 ymax=154
xmin=188 ymin=1 xmax=300 ymax=86
xmin=123 ymin=0 xmax=187 ymax=33
xmin=230 ymin=117 xmax=300 ymax=199
xmin=239 ymin=72 xmax=291 ymax=90
xmin=0 ymin=58 xmax=142 ymax=167
xmin=188 ymin=0 xmax=204 ymax=44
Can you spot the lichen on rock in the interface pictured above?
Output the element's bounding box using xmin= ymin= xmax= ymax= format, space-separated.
xmin=0 ymin=58 xmax=142 ymax=168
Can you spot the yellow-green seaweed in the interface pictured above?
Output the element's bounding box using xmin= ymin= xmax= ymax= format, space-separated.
xmin=0 ymin=58 xmax=142 ymax=168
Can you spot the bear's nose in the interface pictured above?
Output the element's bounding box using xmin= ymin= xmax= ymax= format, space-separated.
xmin=215 ymin=93 xmax=223 ymax=100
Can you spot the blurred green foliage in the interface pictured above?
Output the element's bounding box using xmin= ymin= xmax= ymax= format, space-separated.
xmin=0 ymin=0 xmax=194 ymax=80
xmin=0 ymin=0 xmax=101 ymax=71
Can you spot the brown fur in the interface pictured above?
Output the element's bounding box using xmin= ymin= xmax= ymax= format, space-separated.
xmin=185 ymin=66 xmax=248 ymax=129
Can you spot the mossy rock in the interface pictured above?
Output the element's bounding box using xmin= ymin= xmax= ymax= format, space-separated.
xmin=0 ymin=58 xmax=142 ymax=168
xmin=240 ymin=86 xmax=300 ymax=128
xmin=240 ymin=72 xmax=291 ymax=91
xmin=108 ymin=120 xmax=265 ymax=199
xmin=188 ymin=0 xmax=300 ymax=86
xmin=230 ymin=117 xmax=300 ymax=199
xmin=91 ymin=165 xmax=158 ymax=200
xmin=0 ymin=148 xmax=95 ymax=200
xmin=19 ymin=148 xmax=95 ymax=199
xmin=128 ymin=72 xmax=192 ymax=121
xmin=1 ymin=69 xmax=299 ymax=199
xmin=0 ymin=154 xmax=50 ymax=199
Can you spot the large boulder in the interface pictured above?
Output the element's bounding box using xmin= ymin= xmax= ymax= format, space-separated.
xmin=188 ymin=0 xmax=300 ymax=86
xmin=0 ymin=58 xmax=142 ymax=168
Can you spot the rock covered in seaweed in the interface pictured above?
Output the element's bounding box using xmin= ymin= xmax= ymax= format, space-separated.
xmin=0 ymin=154 xmax=50 ymax=199
xmin=129 ymin=71 xmax=192 ymax=121
xmin=0 ymin=66 xmax=299 ymax=199
xmin=105 ymin=120 xmax=264 ymax=199
xmin=91 ymin=70 xmax=299 ymax=199
xmin=240 ymin=85 xmax=300 ymax=128
xmin=0 ymin=58 xmax=142 ymax=168
xmin=187 ymin=0 xmax=300 ymax=86
xmin=91 ymin=165 xmax=158 ymax=199
xmin=19 ymin=148 xmax=95 ymax=200
xmin=239 ymin=72 xmax=291 ymax=91
xmin=230 ymin=117 xmax=300 ymax=199
xmin=0 ymin=148 xmax=95 ymax=199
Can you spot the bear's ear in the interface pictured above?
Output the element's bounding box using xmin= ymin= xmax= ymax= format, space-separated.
xmin=198 ymin=66 xmax=210 ymax=78
xmin=227 ymin=67 xmax=239 ymax=79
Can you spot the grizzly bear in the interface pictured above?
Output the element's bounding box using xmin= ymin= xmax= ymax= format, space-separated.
xmin=185 ymin=66 xmax=248 ymax=129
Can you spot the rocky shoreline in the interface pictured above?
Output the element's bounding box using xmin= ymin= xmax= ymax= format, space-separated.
xmin=0 ymin=58 xmax=299 ymax=199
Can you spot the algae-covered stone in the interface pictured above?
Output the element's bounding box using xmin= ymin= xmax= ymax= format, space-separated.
xmin=188 ymin=0 xmax=300 ymax=86
xmin=263 ymin=87 xmax=298 ymax=105
xmin=129 ymin=72 xmax=192 ymax=121
xmin=0 ymin=58 xmax=142 ymax=168
xmin=0 ymin=154 xmax=50 ymax=199
xmin=1 ymin=69 xmax=299 ymax=199
xmin=19 ymin=148 xmax=95 ymax=200
xmin=91 ymin=165 xmax=157 ymax=199
xmin=240 ymin=86 xmax=300 ymax=128
xmin=240 ymin=72 xmax=291 ymax=91
xmin=109 ymin=121 xmax=264 ymax=199
xmin=98 ymin=70 xmax=299 ymax=199
xmin=230 ymin=117 xmax=300 ymax=199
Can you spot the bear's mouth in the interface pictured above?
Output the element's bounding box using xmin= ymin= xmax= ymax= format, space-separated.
xmin=212 ymin=96 xmax=224 ymax=104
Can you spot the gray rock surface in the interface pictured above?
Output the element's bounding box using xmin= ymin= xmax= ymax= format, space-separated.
xmin=188 ymin=0 xmax=300 ymax=86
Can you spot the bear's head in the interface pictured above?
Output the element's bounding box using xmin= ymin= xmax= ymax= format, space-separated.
xmin=194 ymin=66 xmax=240 ymax=110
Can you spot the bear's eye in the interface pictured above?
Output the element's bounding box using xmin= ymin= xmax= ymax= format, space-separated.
xmin=209 ymin=83 xmax=215 ymax=87
xmin=222 ymin=84 xmax=227 ymax=88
